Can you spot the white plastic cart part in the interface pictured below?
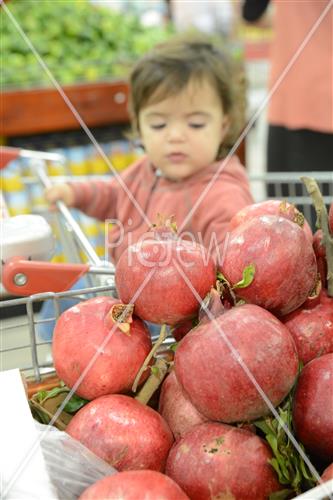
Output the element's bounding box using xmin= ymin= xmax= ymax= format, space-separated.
xmin=1 ymin=214 xmax=54 ymax=261
xmin=0 ymin=369 xmax=58 ymax=499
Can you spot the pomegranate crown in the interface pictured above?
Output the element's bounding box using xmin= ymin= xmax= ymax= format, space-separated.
xmin=151 ymin=214 xmax=178 ymax=240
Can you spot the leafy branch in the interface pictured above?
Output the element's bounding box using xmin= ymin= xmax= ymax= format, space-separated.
xmin=254 ymin=394 xmax=317 ymax=499
xmin=30 ymin=383 xmax=89 ymax=427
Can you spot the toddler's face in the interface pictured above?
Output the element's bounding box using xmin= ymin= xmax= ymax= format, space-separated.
xmin=138 ymin=78 xmax=229 ymax=181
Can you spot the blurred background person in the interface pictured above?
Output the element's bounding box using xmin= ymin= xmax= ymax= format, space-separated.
xmin=242 ymin=0 xmax=333 ymax=173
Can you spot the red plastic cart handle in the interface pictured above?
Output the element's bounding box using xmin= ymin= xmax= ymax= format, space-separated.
xmin=2 ymin=257 xmax=89 ymax=296
xmin=0 ymin=147 xmax=21 ymax=169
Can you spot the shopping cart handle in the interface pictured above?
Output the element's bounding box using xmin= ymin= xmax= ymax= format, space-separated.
xmin=0 ymin=147 xmax=21 ymax=169
xmin=2 ymin=257 xmax=89 ymax=296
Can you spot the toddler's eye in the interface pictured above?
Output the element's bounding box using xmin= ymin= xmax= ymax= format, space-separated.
xmin=151 ymin=123 xmax=166 ymax=130
xmin=189 ymin=123 xmax=205 ymax=129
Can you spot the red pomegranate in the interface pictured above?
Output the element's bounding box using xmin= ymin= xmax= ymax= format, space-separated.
xmin=321 ymin=463 xmax=333 ymax=482
xmin=52 ymin=297 xmax=152 ymax=400
xmin=174 ymin=303 xmax=299 ymax=422
xmin=313 ymin=230 xmax=326 ymax=259
xmin=159 ymin=370 xmax=208 ymax=440
xmin=79 ymin=470 xmax=190 ymax=499
xmin=282 ymin=290 xmax=333 ymax=365
xmin=220 ymin=215 xmax=317 ymax=316
xmin=228 ymin=199 xmax=313 ymax=243
xmin=66 ymin=394 xmax=174 ymax=471
xmin=166 ymin=422 xmax=282 ymax=500
xmin=115 ymin=222 xmax=216 ymax=326
xmin=293 ymin=353 xmax=333 ymax=462
xmin=313 ymin=229 xmax=327 ymax=288
xmin=172 ymin=318 xmax=195 ymax=342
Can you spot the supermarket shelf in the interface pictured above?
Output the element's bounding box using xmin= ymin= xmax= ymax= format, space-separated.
xmin=1 ymin=80 xmax=130 ymax=137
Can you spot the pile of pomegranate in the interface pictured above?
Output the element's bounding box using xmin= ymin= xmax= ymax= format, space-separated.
xmin=50 ymin=200 xmax=333 ymax=500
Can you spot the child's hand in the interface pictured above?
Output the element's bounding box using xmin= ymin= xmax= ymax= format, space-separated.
xmin=44 ymin=183 xmax=75 ymax=208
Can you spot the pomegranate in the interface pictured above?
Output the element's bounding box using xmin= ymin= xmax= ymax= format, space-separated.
xmin=172 ymin=287 xmax=225 ymax=341
xmin=282 ymin=290 xmax=333 ymax=365
xmin=66 ymin=394 xmax=174 ymax=471
xmin=228 ymin=199 xmax=313 ymax=243
xmin=175 ymin=303 xmax=298 ymax=422
xmin=79 ymin=470 xmax=190 ymax=499
xmin=293 ymin=353 xmax=333 ymax=462
xmin=313 ymin=230 xmax=326 ymax=259
xmin=321 ymin=463 xmax=333 ymax=482
xmin=159 ymin=370 xmax=208 ymax=440
xmin=313 ymin=230 xmax=327 ymax=288
xmin=52 ymin=297 xmax=152 ymax=400
xmin=115 ymin=222 xmax=216 ymax=326
xmin=220 ymin=215 xmax=317 ymax=316
xmin=166 ymin=422 xmax=282 ymax=500
xmin=172 ymin=318 xmax=195 ymax=342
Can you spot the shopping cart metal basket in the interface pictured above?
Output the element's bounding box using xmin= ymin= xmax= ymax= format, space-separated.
xmin=249 ymin=170 xmax=333 ymax=229
xmin=1 ymin=147 xmax=333 ymax=500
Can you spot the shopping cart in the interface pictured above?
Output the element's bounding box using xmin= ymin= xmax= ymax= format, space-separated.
xmin=1 ymin=148 xmax=333 ymax=500
xmin=249 ymin=170 xmax=333 ymax=230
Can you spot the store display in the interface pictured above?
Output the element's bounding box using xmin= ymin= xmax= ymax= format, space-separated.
xmin=2 ymin=0 xmax=172 ymax=89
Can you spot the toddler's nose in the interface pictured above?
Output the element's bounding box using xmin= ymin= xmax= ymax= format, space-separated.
xmin=166 ymin=124 xmax=186 ymax=142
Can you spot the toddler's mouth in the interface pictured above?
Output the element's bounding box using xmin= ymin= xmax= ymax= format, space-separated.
xmin=167 ymin=153 xmax=187 ymax=163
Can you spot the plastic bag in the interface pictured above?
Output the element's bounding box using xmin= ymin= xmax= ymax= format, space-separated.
xmin=36 ymin=422 xmax=117 ymax=499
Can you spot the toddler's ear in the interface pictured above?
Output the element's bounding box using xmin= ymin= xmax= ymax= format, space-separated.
xmin=221 ymin=116 xmax=230 ymax=140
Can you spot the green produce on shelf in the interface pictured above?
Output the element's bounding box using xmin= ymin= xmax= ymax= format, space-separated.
xmin=1 ymin=0 xmax=174 ymax=89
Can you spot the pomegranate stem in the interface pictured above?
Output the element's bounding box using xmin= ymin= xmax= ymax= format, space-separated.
xmin=135 ymin=358 xmax=169 ymax=405
xmin=301 ymin=176 xmax=333 ymax=296
xmin=132 ymin=324 xmax=168 ymax=393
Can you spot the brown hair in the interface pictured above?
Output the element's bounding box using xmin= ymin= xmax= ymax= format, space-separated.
xmin=128 ymin=33 xmax=244 ymax=159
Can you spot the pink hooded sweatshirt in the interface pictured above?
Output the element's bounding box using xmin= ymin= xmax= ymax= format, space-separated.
xmin=70 ymin=154 xmax=253 ymax=264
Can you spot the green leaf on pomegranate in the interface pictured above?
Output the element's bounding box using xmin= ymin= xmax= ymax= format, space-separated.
xmin=35 ymin=386 xmax=68 ymax=404
xmin=232 ymin=264 xmax=255 ymax=289
xmin=216 ymin=272 xmax=231 ymax=286
xmin=35 ymin=390 xmax=48 ymax=403
xmin=63 ymin=393 xmax=89 ymax=414
xmin=170 ymin=343 xmax=178 ymax=352
xmin=255 ymin=395 xmax=317 ymax=497
xmin=151 ymin=365 xmax=160 ymax=376
xmin=269 ymin=489 xmax=294 ymax=500
xmin=254 ymin=419 xmax=272 ymax=435
xmin=270 ymin=458 xmax=289 ymax=485
xmin=34 ymin=385 xmax=88 ymax=414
